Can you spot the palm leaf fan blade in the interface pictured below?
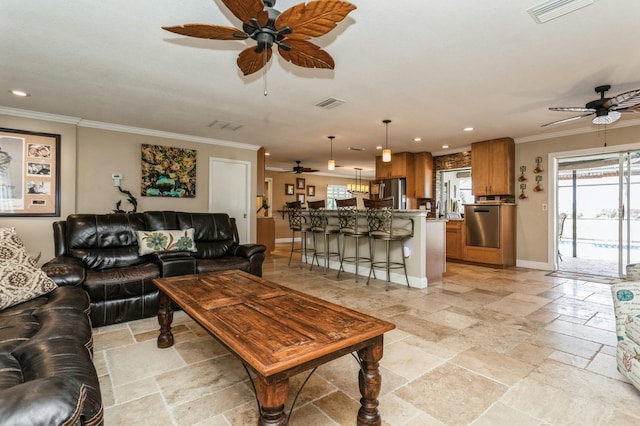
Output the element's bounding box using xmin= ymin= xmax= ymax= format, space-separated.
xmin=276 ymin=0 xmax=357 ymax=40
xmin=237 ymin=47 xmax=273 ymax=76
xmin=221 ymin=0 xmax=268 ymax=26
xmin=278 ymin=40 xmax=334 ymax=69
xmin=604 ymin=89 xmax=640 ymax=110
xmin=162 ymin=24 xmax=246 ymax=40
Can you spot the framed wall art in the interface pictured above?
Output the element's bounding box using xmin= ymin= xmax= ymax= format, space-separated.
xmin=297 ymin=193 xmax=305 ymax=204
xmin=0 ymin=127 xmax=60 ymax=217
xmin=285 ymin=183 xmax=294 ymax=195
xmin=296 ymin=177 xmax=305 ymax=190
xmin=307 ymin=185 xmax=315 ymax=197
xmin=141 ymin=144 xmax=196 ymax=197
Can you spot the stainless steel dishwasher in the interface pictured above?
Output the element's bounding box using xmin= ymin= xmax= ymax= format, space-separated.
xmin=464 ymin=204 xmax=500 ymax=248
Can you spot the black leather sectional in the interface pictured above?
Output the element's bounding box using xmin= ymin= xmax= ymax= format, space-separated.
xmin=42 ymin=211 xmax=266 ymax=327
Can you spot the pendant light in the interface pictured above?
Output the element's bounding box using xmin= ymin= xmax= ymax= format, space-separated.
xmin=382 ymin=119 xmax=392 ymax=162
xmin=327 ymin=136 xmax=336 ymax=171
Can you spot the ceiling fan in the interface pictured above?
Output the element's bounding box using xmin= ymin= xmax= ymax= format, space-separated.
xmin=162 ymin=0 xmax=357 ymax=76
xmin=542 ymin=84 xmax=640 ymax=127
xmin=292 ymin=161 xmax=319 ymax=173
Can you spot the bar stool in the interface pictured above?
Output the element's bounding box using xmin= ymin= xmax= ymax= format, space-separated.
xmin=336 ymin=197 xmax=371 ymax=282
xmin=285 ymin=201 xmax=313 ymax=266
xmin=308 ymin=200 xmax=341 ymax=273
xmin=363 ymin=197 xmax=414 ymax=290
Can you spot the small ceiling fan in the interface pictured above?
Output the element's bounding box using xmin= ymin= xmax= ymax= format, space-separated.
xmin=162 ymin=0 xmax=357 ymax=76
xmin=542 ymin=84 xmax=640 ymax=127
xmin=291 ymin=161 xmax=319 ymax=174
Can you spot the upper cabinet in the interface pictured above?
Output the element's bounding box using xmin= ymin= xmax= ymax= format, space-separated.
xmin=471 ymin=138 xmax=514 ymax=196
xmin=413 ymin=152 xmax=434 ymax=199
xmin=375 ymin=152 xmax=411 ymax=179
xmin=257 ymin=147 xmax=265 ymax=197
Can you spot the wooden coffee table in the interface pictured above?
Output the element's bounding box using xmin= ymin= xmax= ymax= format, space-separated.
xmin=153 ymin=269 xmax=395 ymax=426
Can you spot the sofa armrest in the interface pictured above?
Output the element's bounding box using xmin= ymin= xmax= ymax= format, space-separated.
xmin=41 ymin=256 xmax=86 ymax=287
xmin=230 ymin=243 xmax=266 ymax=277
xmin=230 ymin=243 xmax=266 ymax=259
xmin=149 ymin=252 xmax=196 ymax=277
xmin=0 ymin=377 xmax=88 ymax=426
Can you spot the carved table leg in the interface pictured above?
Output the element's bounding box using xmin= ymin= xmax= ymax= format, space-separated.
xmin=157 ymin=290 xmax=174 ymax=348
xmin=255 ymin=375 xmax=289 ymax=426
xmin=357 ymin=336 xmax=384 ymax=426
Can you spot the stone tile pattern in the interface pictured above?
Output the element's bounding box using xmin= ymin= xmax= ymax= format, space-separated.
xmin=94 ymin=245 xmax=640 ymax=425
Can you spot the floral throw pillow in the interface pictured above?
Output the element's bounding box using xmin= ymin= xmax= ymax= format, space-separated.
xmin=0 ymin=259 xmax=57 ymax=310
xmin=137 ymin=228 xmax=197 ymax=256
xmin=0 ymin=227 xmax=37 ymax=267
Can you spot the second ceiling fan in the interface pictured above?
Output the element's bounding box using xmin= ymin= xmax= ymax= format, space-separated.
xmin=543 ymin=84 xmax=640 ymax=127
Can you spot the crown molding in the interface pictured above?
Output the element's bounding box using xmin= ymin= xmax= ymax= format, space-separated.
xmin=515 ymin=117 xmax=640 ymax=144
xmin=0 ymin=106 xmax=82 ymax=125
xmin=0 ymin=106 xmax=260 ymax=151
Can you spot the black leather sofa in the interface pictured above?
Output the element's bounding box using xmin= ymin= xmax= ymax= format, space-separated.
xmin=42 ymin=211 xmax=266 ymax=327
xmin=0 ymin=285 xmax=103 ymax=425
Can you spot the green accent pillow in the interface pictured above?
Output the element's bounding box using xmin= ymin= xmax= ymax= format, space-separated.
xmin=137 ymin=228 xmax=197 ymax=255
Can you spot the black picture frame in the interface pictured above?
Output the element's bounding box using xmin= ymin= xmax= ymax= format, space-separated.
xmin=307 ymin=185 xmax=315 ymax=197
xmin=0 ymin=127 xmax=61 ymax=217
xmin=296 ymin=178 xmax=305 ymax=190
xmin=285 ymin=183 xmax=294 ymax=195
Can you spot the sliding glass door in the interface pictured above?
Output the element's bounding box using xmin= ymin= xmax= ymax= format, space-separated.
xmin=556 ymin=150 xmax=639 ymax=278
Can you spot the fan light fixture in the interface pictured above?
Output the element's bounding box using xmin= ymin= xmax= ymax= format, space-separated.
xmin=593 ymin=111 xmax=621 ymax=125
xmin=327 ymin=136 xmax=335 ymax=171
xmin=382 ymin=119 xmax=392 ymax=163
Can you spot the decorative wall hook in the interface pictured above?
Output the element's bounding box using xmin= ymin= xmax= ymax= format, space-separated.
xmin=534 ymin=156 xmax=543 ymax=174
xmin=519 ymin=183 xmax=528 ymax=199
xmin=518 ymin=165 xmax=527 ymax=182
xmin=533 ymin=175 xmax=543 ymax=192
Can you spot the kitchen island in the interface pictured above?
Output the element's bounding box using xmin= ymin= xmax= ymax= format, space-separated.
xmin=315 ymin=210 xmax=446 ymax=288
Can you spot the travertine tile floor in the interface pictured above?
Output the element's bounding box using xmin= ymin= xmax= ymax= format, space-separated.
xmin=94 ymin=245 xmax=640 ymax=425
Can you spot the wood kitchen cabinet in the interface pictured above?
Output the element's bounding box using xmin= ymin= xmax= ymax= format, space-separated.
xmin=375 ymin=152 xmax=412 ymax=179
xmin=413 ymin=152 xmax=433 ymax=199
xmin=471 ymin=138 xmax=515 ymax=196
xmin=445 ymin=219 xmax=464 ymax=260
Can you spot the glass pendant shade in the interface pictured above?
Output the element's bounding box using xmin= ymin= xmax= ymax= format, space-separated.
xmin=382 ymin=119 xmax=392 ymax=162
xmin=327 ymin=135 xmax=336 ymax=170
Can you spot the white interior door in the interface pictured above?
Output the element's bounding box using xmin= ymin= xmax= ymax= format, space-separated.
xmin=209 ymin=158 xmax=251 ymax=244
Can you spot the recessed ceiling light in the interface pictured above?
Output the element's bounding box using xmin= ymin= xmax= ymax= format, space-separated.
xmin=265 ymin=152 xmax=270 ymax=156
xmin=413 ymin=137 xmax=422 ymax=142
xmin=463 ymin=127 xmax=474 ymax=132
xmin=442 ymin=145 xmax=449 ymax=149
xmin=10 ymin=90 xmax=29 ymax=97
xmin=376 ymin=146 xmax=383 ymax=150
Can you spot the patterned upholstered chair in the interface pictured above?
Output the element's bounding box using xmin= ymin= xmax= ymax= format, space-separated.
xmin=611 ymin=280 xmax=640 ymax=390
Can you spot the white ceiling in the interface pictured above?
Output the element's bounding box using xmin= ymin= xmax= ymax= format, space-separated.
xmin=2 ymin=0 xmax=640 ymax=179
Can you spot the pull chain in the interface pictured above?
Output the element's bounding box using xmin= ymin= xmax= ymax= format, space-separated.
xmin=263 ymin=49 xmax=268 ymax=96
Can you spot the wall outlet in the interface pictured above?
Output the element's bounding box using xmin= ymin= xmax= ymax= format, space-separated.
xmin=542 ymin=203 xmax=548 ymax=211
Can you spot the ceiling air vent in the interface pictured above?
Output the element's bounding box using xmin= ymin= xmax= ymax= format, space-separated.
xmin=208 ymin=120 xmax=243 ymax=131
xmin=527 ymin=0 xmax=594 ymax=24
xmin=315 ymin=97 xmax=346 ymax=109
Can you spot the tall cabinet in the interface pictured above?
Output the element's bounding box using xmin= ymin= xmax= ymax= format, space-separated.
xmin=375 ymin=152 xmax=433 ymax=208
xmin=471 ymin=138 xmax=515 ymax=196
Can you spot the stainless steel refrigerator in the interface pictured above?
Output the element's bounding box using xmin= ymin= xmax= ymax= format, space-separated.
xmin=374 ymin=178 xmax=406 ymax=209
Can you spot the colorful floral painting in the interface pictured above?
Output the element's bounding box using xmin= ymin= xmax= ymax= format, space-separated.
xmin=141 ymin=144 xmax=196 ymax=198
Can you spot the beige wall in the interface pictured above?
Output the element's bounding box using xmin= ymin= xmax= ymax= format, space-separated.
xmin=515 ymin=125 xmax=640 ymax=267
xmin=1 ymin=115 xmax=259 ymax=263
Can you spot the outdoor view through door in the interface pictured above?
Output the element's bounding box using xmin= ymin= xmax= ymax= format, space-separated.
xmin=556 ymin=150 xmax=640 ymax=278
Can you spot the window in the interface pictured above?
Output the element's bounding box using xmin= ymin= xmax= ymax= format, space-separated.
xmin=326 ymin=184 xmax=349 ymax=209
